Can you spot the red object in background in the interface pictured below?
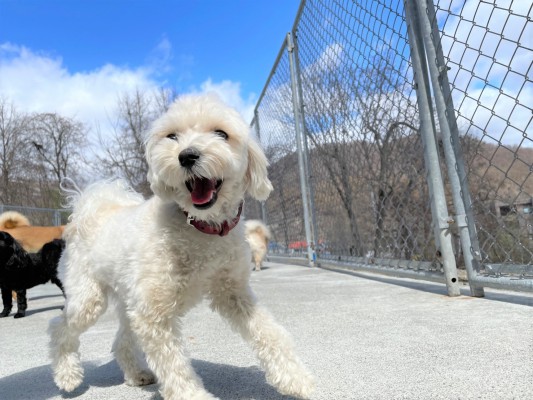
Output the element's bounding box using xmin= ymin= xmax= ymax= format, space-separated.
xmin=288 ymin=241 xmax=307 ymax=250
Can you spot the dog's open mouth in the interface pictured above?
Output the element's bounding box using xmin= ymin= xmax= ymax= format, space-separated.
xmin=185 ymin=177 xmax=223 ymax=210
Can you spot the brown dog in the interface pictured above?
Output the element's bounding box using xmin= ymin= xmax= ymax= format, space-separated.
xmin=0 ymin=211 xmax=65 ymax=252
xmin=244 ymin=219 xmax=271 ymax=271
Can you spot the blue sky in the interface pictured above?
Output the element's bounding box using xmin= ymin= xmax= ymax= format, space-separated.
xmin=0 ymin=0 xmax=300 ymax=136
xmin=1 ymin=0 xmax=530 ymax=147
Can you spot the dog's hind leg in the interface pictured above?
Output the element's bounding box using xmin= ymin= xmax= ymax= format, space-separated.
xmin=210 ymin=281 xmax=315 ymax=399
xmin=112 ymin=303 xmax=156 ymax=387
xmin=14 ymin=289 xmax=27 ymax=318
xmin=129 ymin=296 xmax=217 ymax=400
xmin=49 ymin=276 xmax=108 ymax=392
xmin=0 ymin=285 xmax=13 ymax=317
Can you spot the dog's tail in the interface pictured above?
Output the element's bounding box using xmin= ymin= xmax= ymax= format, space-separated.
xmin=0 ymin=211 xmax=31 ymax=230
xmin=65 ymin=179 xmax=144 ymax=238
xmin=244 ymin=219 xmax=272 ymax=241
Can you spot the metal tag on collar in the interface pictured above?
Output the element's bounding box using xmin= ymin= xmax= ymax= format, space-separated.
xmin=186 ymin=214 xmax=195 ymax=226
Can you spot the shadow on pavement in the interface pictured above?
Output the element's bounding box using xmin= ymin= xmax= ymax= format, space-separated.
xmin=193 ymin=359 xmax=301 ymax=400
xmin=0 ymin=359 xmax=300 ymax=400
xmin=0 ymin=360 xmax=125 ymax=400
xmin=23 ymin=305 xmax=64 ymax=317
xmin=29 ymin=294 xmax=64 ymax=301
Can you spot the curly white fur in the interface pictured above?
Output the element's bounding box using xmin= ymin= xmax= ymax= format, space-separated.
xmin=49 ymin=94 xmax=314 ymax=400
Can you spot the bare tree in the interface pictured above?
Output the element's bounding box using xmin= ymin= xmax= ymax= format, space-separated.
xmin=264 ymin=144 xmax=301 ymax=249
xmin=301 ymin=52 xmax=428 ymax=258
xmin=29 ymin=112 xmax=89 ymax=207
xmin=302 ymin=56 xmax=367 ymax=256
xmin=354 ymin=63 xmax=422 ymax=258
xmin=0 ymin=98 xmax=33 ymax=205
xmin=97 ymin=88 xmax=175 ymax=197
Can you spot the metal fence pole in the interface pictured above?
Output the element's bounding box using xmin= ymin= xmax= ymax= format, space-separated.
xmin=405 ymin=0 xmax=460 ymax=296
xmin=292 ymin=28 xmax=318 ymax=257
xmin=415 ymin=0 xmax=485 ymax=296
xmin=287 ymin=31 xmax=316 ymax=267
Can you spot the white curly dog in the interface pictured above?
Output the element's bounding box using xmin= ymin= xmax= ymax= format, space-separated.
xmin=49 ymin=93 xmax=314 ymax=400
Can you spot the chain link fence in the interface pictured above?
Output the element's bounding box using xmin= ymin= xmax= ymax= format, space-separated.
xmin=0 ymin=205 xmax=68 ymax=226
xmin=247 ymin=0 xmax=532 ymax=296
xmin=435 ymin=1 xmax=533 ymax=278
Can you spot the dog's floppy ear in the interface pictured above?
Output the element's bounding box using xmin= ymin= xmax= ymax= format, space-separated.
xmin=145 ymin=136 xmax=175 ymax=202
xmin=147 ymin=166 xmax=175 ymax=202
xmin=41 ymin=240 xmax=64 ymax=266
xmin=0 ymin=243 xmax=15 ymax=264
xmin=245 ymin=138 xmax=273 ymax=201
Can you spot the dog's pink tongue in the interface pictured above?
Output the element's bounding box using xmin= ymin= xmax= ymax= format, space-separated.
xmin=190 ymin=178 xmax=217 ymax=205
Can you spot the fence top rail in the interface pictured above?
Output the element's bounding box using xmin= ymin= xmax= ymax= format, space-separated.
xmin=252 ymin=37 xmax=289 ymax=121
xmin=251 ymin=0 xmax=307 ymax=122
xmin=0 ymin=205 xmax=69 ymax=213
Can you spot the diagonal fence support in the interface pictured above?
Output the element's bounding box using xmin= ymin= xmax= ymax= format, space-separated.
xmin=414 ymin=0 xmax=485 ymax=296
xmin=405 ymin=0 xmax=460 ymax=296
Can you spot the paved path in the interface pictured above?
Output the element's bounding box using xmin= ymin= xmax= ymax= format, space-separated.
xmin=0 ymin=262 xmax=531 ymax=399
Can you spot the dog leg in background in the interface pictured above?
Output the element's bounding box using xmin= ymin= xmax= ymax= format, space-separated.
xmin=210 ymin=282 xmax=315 ymax=399
xmin=253 ymin=251 xmax=264 ymax=272
xmin=14 ymin=289 xmax=27 ymax=318
xmin=0 ymin=285 xmax=13 ymax=317
xmin=112 ymin=303 xmax=156 ymax=387
xmin=49 ymin=276 xmax=108 ymax=392
xmin=51 ymin=276 xmax=65 ymax=297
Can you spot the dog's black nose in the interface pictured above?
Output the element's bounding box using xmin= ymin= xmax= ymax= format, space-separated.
xmin=179 ymin=148 xmax=200 ymax=168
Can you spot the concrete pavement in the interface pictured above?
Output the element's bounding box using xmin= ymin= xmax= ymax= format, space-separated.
xmin=0 ymin=262 xmax=531 ymax=399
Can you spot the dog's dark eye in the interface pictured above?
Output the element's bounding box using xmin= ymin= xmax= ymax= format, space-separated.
xmin=167 ymin=133 xmax=178 ymax=141
xmin=214 ymin=130 xmax=228 ymax=140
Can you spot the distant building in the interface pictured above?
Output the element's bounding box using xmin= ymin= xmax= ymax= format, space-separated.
xmin=493 ymin=197 xmax=533 ymax=239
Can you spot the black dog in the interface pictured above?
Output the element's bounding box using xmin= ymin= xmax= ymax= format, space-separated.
xmin=0 ymin=231 xmax=65 ymax=318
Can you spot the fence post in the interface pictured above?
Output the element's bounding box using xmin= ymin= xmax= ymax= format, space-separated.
xmin=53 ymin=210 xmax=61 ymax=226
xmin=292 ymin=28 xmax=319 ymax=258
xmin=405 ymin=0 xmax=460 ymax=296
xmin=287 ymin=31 xmax=316 ymax=267
xmin=415 ymin=0 xmax=485 ymax=296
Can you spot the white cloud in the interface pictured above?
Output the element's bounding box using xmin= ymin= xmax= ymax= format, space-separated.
xmin=0 ymin=43 xmax=257 ymax=146
xmin=146 ymin=36 xmax=174 ymax=75
xmin=196 ymin=78 xmax=257 ymax=122
xmin=0 ymin=43 xmax=159 ymax=144
xmin=438 ymin=0 xmax=532 ymax=145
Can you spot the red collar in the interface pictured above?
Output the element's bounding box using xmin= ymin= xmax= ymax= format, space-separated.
xmin=184 ymin=201 xmax=243 ymax=237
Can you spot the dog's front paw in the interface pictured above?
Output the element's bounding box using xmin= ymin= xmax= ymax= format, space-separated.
xmin=268 ymin=363 xmax=315 ymax=399
xmin=125 ymin=370 xmax=157 ymax=386
xmin=14 ymin=311 xmax=26 ymax=318
xmin=53 ymin=353 xmax=84 ymax=392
